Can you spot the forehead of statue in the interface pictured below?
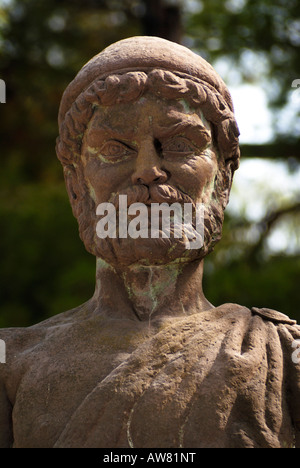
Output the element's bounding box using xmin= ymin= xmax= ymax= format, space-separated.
xmin=84 ymin=93 xmax=212 ymax=147
xmin=58 ymin=36 xmax=234 ymax=127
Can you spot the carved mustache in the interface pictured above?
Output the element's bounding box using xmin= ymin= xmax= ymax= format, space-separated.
xmin=109 ymin=184 xmax=196 ymax=210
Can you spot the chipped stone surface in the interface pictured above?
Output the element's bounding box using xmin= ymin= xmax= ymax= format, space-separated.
xmin=0 ymin=37 xmax=299 ymax=448
xmin=1 ymin=303 xmax=300 ymax=448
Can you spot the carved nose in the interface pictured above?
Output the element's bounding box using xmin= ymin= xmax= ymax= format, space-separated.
xmin=132 ymin=167 xmax=168 ymax=186
xmin=131 ymin=139 xmax=168 ymax=186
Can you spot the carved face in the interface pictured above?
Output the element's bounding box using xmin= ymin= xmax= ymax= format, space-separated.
xmin=82 ymin=93 xmax=218 ymax=206
xmin=77 ymin=92 xmax=225 ymax=267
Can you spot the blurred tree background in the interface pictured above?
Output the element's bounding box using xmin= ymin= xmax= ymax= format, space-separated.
xmin=0 ymin=0 xmax=299 ymax=327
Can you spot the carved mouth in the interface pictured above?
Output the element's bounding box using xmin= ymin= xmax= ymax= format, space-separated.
xmin=109 ymin=184 xmax=195 ymax=210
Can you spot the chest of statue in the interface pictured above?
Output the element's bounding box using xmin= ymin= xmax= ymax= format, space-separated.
xmin=9 ymin=305 xmax=298 ymax=448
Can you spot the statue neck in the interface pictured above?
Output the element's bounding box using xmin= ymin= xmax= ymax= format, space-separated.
xmin=91 ymin=258 xmax=213 ymax=322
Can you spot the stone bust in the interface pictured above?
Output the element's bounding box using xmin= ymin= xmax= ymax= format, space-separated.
xmin=1 ymin=36 xmax=300 ymax=448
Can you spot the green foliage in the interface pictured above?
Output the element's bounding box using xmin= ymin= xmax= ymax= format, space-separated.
xmin=186 ymin=0 xmax=300 ymax=110
xmin=204 ymin=244 xmax=300 ymax=323
xmin=0 ymin=0 xmax=141 ymax=326
xmin=0 ymin=0 xmax=299 ymax=327
xmin=0 ymin=0 xmax=142 ymax=184
xmin=0 ymin=183 xmax=95 ymax=327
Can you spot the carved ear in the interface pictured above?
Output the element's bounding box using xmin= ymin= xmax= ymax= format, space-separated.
xmin=63 ymin=164 xmax=82 ymax=218
xmin=219 ymin=160 xmax=235 ymax=210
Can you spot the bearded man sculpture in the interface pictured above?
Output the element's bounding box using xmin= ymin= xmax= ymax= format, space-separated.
xmin=1 ymin=37 xmax=300 ymax=449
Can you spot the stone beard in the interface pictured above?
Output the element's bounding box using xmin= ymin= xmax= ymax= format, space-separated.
xmin=2 ymin=37 xmax=299 ymax=450
xmin=57 ymin=70 xmax=238 ymax=270
xmin=79 ymin=158 xmax=226 ymax=269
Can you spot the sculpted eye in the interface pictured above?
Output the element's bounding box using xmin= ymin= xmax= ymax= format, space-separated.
xmin=162 ymin=137 xmax=197 ymax=159
xmin=100 ymin=140 xmax=136 ymax=162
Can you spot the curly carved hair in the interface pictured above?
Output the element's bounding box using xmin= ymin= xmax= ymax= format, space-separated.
xmin=56 ymin=68 xmax=240 ymax=172
xmin=55 ymin=69 xmax=240 ymax=258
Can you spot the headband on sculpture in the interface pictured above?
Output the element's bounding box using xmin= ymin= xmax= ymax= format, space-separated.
xmin=57 ymin=36 xmax=240 ymax=170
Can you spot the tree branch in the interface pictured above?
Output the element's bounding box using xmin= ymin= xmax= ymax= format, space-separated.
xmin=240 ymin=141 xmax=300 ymax=161
xmin=248 ymin=202 xmax=300 ymax=261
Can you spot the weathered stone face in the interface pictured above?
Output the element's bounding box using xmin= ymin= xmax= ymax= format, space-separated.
xmin=82 ymin=93 xmax=215 ymax=207
xmin=77 ymin=92 xmax=224 ymax=267
xmin=56 ymin=37 xmax=240 ymax=267
xmin=1 ymin=36 xmax=299 ymax=450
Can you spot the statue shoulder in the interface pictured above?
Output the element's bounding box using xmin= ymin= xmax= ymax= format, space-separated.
xmin=251 ymin=306 xmax=298 ymax=326
xmin=0 ymin=326 xmax=45 ymax=367
xmin=0 ymin=303 xmax=93 ymax=370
